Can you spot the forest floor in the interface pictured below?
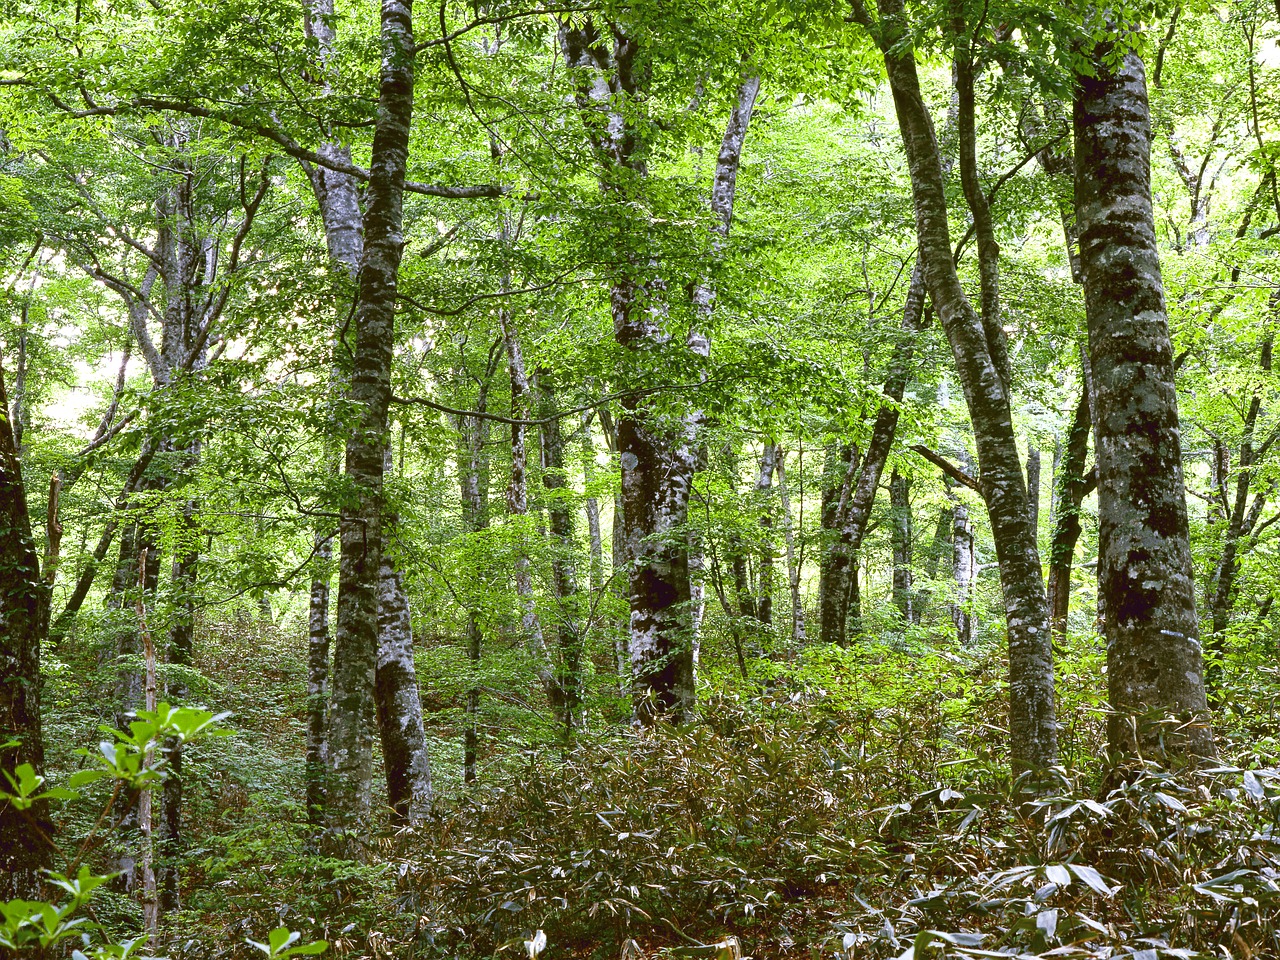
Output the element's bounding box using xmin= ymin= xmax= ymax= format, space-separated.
xmin=41 ymin=614 xmax=1280 ymax=959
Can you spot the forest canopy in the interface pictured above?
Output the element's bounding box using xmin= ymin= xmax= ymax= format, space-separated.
xmin=4 ymin=0 xmax=1280 ymax=957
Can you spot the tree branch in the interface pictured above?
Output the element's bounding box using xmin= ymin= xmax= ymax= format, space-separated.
xmin=910 ymin=444 xmax=982 ymax=494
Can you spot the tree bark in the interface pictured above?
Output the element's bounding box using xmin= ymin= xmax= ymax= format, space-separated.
xmin=560 ymin=20 xmax=700 ymax=723
xmin=159 ymin=468 xmax=199 ymax=912
xmin=326 ymin=0 xmax=415 ymax=844
xmin=1074 ymin=33 xmax=1213 ymax=759
xmin=818 ymin=443 xmax=856 ymax=642
xmin=0 ymin=353 xmax=52 ymax=902
xmin=300 ymin=0 xmax=366 ymax=825
xmin=754 ymin=442 xmax=778 ymax=626
xmin=1204 ymin=332 xmax=1273 ymax=698
xmin=1026 ymin=447 xmax=1041 ymax=536
xmin=374 ymin=453 xmax=432 ymax=824
xmin=500 ymin=312 xmax=567 ymax=726
xmin=855 ymin=0 xmax=1058 ymax=770
xmin=889 ymin=469 xmax=914 ymax=623
xmin=306 ymin=534 xmax=331 ymax=820
xmin=823 ymin=260 xmax=929 ymax=646
xmin=775 ymin=451 xmax=806 ymax=644
xmin=458 ymin=400 xmax=489 ymax=784
xmin=1045 ymin=385 xmax=1096 ymax=642
xmin=951 ymin=491 xmax=976 ymax=646
xmin=541 ymin=382 xmax=585 ymax=730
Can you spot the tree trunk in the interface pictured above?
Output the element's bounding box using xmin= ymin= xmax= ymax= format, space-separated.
xmin=306 ymin=534 xmax=331 ymax=820
xmin=951 ymin=493 xmax=976 ymax=646
xmin=159 ymin=475 xmax=199 ymax=912
xmin=824 ymin=261 xmax=929 ymax=646
xmin=858 ymin=0 xmax=1058 ymax=770
xmin=500 ymin=312 xmax=567 ymax=726
xmin=1025 ymin=447 xmax=1041 ymax=537
xmin=1204 ymin=333 xmax=1273 ymax=698
xmin=754 ymin=442 xmax=778 ymax=626
xmin=326 ymin=0 xmax=415 ymax=844
xmin=1073 ymin=33 xmax=1213 ymax=760
xmin=580 ymin=417 xmax=605 ymax=598
xmin=459 ymin=403 xmax=489 ymax=785
xmin=818 ymin=443 xmax=855 ymax=642
xmin=775 ymin=450 xmax=806 ymax=644
xmin=1045 ymin=385 xmax=1094 ymax=642
xmin=374 ymin=456 xmax=432 ymax=824
xmin=540 ymin=381 xmax=584 ymax=731
xmin=889 ymin=469 xmax=914 ymax=623
xmin=560 ymin=20 xmax=701 ymax=724
xmin=300 ymin=0 xmax=361 ymax=823
xmin=0 ymin=354 xmax=52 ymax=902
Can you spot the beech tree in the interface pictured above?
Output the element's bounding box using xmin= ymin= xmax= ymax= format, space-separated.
xmin=1073 ymin=23 xmax=1214 ymax=759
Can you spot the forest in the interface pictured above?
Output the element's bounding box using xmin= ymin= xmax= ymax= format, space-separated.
xmin=2 ymin=0 xmax=1280 ymax=956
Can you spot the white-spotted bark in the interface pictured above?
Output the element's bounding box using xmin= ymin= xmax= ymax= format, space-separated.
xmin=1073 ymin=33 xmax=1213 ymax=759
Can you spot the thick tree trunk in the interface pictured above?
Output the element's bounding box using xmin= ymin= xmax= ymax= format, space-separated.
xmin=1074 ymin=35 xmax=1213 ymax=759
xmin=300 ymin=0 xmax=364 ymax=819
xmin=326 ymin=0 xmax=415 ymax=844
xmin=0 ymin=355 xmax=52 ymax=902
xmin=1045 ymin=386 xmax=1094 ymax=642
xmin=561 ymin=22 xmax=696 ymax=723
xmin=859 ymin=0 xmax=1058 ymax=769
xmin=374 ymin=466 xmax=432 ymax=824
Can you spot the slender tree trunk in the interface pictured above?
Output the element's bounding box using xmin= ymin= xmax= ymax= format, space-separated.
xmin=326 ymin=0 xmax=415 ymax=844
xmin=0 ymin=354 xmax=52 ymax=902
xmin=135 ymin=558 xmax=158 ymax=949
xmin=459 ymin=404 xmax=489 ymax=785
xmin=889 ymin=470 xmax=914 ymax=623
xmin=540 ymin=381 xmax=584 ymax=731
xmin=1025 ymin=447 xmax=1041 ymax=537
xmin=951 ymin=493 xmax=976 ymax=646
xmin=824 ymin=261 xmax=929 ymax=646
xmin=818 ymin=443 xmax=855 ymax=642
xmin=775 ymin=451 xmax=806 ymax=644
xmin=1074 ymin=32 xmax=1213 ymax=759
xmin=1203 ymin=333 xmax=1273 ymax=697
xmin=159 ymin=471 xmax=199 ymax=912
xmin=500 ymin=313 xmax=566 ymax=725
xmin=723 ymin=441 xmax=759 ymax=624
xmin=857 ymin=0 xmax=1058 ymax=769
xmin=754 ymin=442 xmax=778 ymax=626
xmin=580 ymin=418 xmax=605 ymax=598
xmin=50 ymin=441 xmax=157 ymax=640
xmin=1046 ymin=386 xmax=1094 ymax=642
xmin=306 ymin=534 xmax=331 ymax=820
xmin=296 ymin=0 xmax=360 ymax=803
